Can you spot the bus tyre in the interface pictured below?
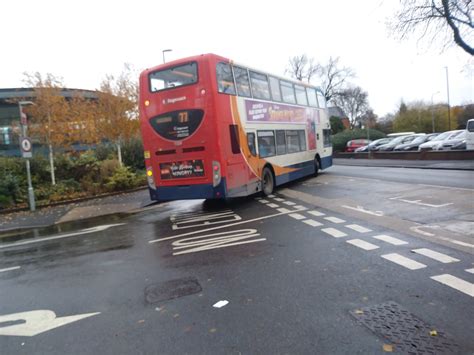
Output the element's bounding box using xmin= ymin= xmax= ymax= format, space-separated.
xmin=314 ymin=158 xmax=319 ymax=177
xmin=262 ymin=167 xmax=274 ymax=196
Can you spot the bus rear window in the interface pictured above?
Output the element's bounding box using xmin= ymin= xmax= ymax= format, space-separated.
xmin=149 ymin=62 xmax=198 ymax=92
xmin=149 ymin=109 xmax=204 ymax=140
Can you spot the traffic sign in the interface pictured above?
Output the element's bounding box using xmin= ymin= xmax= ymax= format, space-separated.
xmin=20 ymin=137 xmax=32 ymax=158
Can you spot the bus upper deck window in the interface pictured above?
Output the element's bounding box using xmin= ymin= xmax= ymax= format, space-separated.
xmin=217 ymin=63 xmax=236 ymax=95
xmin=149 ymin=62 xmax=198 ymax=92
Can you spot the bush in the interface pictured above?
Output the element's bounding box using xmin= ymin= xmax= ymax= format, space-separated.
xmin=0 ymin=173 xmax=22 ymax=208
xmin=332 ymin=128 xmax=386 ymax=152
xmin=105 ymin=166 xmax=139 ymax=192
xmin=122 ymin=137 xmax=145 ymax=171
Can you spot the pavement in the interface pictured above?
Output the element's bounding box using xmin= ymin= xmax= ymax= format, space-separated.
xmin=334 ymin=158 xmax=474 ymax=170
xmin=1 ymin=158 xmax=472 ymax=234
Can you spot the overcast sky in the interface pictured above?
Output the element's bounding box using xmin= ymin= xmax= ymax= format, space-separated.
xmin=1 ymin=0 xmax=472 ymax=117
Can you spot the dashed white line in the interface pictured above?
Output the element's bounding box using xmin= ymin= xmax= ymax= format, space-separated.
xmin=277 ymin=208 xmax=291 ymax=213
xmin=273 ymin=198 xmax=285 ymax=202
xmin=412 ymin=248 xmax=460 ymax=264
xmin=346 ymin=239 xmax=379 ymax=251
xmin=346 ymin=224 xmax=372 ymax=233
xmin=449 ymin=240 xmax=474 ymax=248
xmin=466 ymin=268 xmax=474 ymax=274
xmin=283 ymin=201 xmax=296 ymax=206
xmin=381 ymin=253 xmax=427 ymax=270
xmin=258 ymin=199 xmax=269 ymax=204
xmin=372 ymin=235 xmax=408 ymax=246
xmin=293 ymin=205 xmax=308 ymax=211
xmin=308 ymin=210 xmax=325 ymax=217
xmin=289 ymin=213 xmax=306 ymax=220
xmin=303 ymin=219 xmax=323 ymax=227
xmin=321 ymin=228 xmax=347 ymax=238
xmin=0 ymin=266 xmax=21 ymax=273
xmin=268 ymin=194 xmax=276 ymax=198
xmin=267 ymin=203 xmax=279 ymax=208
xmin=324 ymin=216 xmax=345 ymax=224
xmin=431 ymin=274 xmax=474 ymax=297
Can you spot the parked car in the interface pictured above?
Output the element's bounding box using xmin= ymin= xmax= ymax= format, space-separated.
xmin=367 ymin=137 xmax=394 ymax=151
xmin=394 ymin=133 xmax=440 ymax=151
xmin=354 ymin=145 xmax=369 ymax=152
xmin=378 ymin=134 xmax=425 ymax=151
xmin=466 ymin=119 xmax=474 ymax=150
xmin=419 ymin=130 xmax=463 ymax=151
xmin=439 ymin=131 xmax=466 ymax=150
xmin=345 ymin=139 xmax=371 ymax=152
xmin=450 ymin=140 xmax=466 ymax=150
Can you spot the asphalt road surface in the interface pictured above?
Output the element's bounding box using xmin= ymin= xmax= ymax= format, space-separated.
xmin=1 ymin=166 xmax=473 ymax=354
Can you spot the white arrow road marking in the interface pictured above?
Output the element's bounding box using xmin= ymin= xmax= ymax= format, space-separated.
xmin=0 ymin=310 xmax=100 ymax=337
xmin=341 ymin=205 xmax=384 ymax=217
xmin=0 ymin=224 xmax=125 ymax=250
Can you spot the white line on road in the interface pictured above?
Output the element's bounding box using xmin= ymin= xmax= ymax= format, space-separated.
xmin=466 ymin=268 xmax=474 ymax=274
xmin=412 ymin=248 xmax=460 ymax=263
xmin=273 ymin=198 xmax=285 ymax=202
xmin=0 ymin=266 xmax=21 ymax=273
xmin=308 ymin=210 xmax=325 ymax=217
xmin=341 ymin=205 xmax=384 ymax=217
xmin=418 ymin=183 xmax=474 ymax=192
xmin=277 ymin=208 xmax=291 ymax=213
xmin=346 ymin=224 xmax=372 ymax=233
xmin=283 ymin=201 xmax=296 ymax=206
xmin=302 ymin=219 xmax=323 ymax=227
xmin=431 ymin=274 xmax=474 ymax=297
xmin=389 ymin=196 xmax=454 ymax=208
xmin=346 ymin=239 xmax=379 ymax=250
xmin=289 ymin=213 xmax=306 ymax=220
xmin=149 ymin=207 xmax=308 ymax=243
xmin=258 ymin=199 xmax=269 ymax=204
xmin=381 ymin=253 xmax=427 ymax=270
xmin=267 ymin=203 xmax=279 ymax=208
xmin=372 ymin=235 xmax=408 ymax=246
xmin=0 ymin=224 xmax=125 ymax=250
xmin=293 ymin=205 xmax=307 ymax=211
xmin=324 ymin=216 xmax=345 ymax=224
xmin=321 ymin=228 xmax=347 ymax=238
xmin=448 ymin=240 xmax=474 ymax=248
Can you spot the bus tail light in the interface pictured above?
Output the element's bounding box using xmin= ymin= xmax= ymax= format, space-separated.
xmin=146 ymin=167 xmax=156 ymax=188
xmin=212 ymin=161 xmax=221 ymax=187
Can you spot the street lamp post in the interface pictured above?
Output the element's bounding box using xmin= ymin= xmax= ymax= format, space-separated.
xmin=162 ymin=49 xmax=172 ymax=63
xmin=431 ymin=91 xmax=440 ymax=133
xmin=18 ymin=101 xmax=36 ymax=212
xmin=445 ymin=66 xmax=451 ymax=130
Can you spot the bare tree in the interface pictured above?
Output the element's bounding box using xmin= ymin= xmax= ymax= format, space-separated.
xmin=333 ymin=86 xmax=370 ymax=129
xmin=314 ymin=57 xmax=355 ymax=103
xmin=389 ymin=0 xmax=473 ymax=55
xmin=285 ymin=54 xmax=319 ymax=82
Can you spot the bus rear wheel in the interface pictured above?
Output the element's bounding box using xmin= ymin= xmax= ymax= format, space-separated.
xmin=262 ymin=167 xmax=274 ymax=196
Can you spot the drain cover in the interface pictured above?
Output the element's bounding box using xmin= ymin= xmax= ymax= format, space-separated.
xmin=145 ymin=277 xmax=202 ymax=304
xmin=350 ymin=301 xmax=459 ymax=354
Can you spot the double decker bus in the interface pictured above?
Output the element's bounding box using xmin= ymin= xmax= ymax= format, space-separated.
xmin=139 ymin=53 xmax=332 ymax=201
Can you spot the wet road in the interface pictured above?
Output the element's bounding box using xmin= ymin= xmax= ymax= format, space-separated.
xmin=1 ymin=167 xmax=473 ymax=354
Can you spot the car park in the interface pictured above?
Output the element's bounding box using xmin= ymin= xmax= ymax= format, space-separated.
xmin=345 ymin=139 xmax=371 ymax=152
xmin=378 ymin=134 xmax=424 ymax=151
xmin=367 ymin=137 xmax=394 ymax=151
xmin=394 ymin=133 xmax=439 ymax=151
xmin=419 ymin=130 xmax=463 ymax=151
xmin=439 ymin=131 xmax=466 ymax=150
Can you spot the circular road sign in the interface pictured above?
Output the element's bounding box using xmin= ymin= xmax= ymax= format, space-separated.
xmin=21 ymin=137 xmax=32 ymax=153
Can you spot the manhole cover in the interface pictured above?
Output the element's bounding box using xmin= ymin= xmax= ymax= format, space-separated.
xmin=145 ymin=277 xmax=202 ymax=304
xmin=350 ymin=301 xmax=459 ymax=354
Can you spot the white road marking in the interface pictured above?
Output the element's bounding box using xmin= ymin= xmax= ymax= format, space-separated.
xmin=289 ymin=213 xmax=306 ymax=220
xmin=0 ymin=224 xmax=125 ymax=250
xmin=465 ymin=268 xmax=474 ymax=274
xmin=283 ymin=201 xmax=296 ymax=206
xmin=303 ymin=219 xmax=323 ymax=227
xmin=308 ymin=210 xmax=325 ymax=217
xmin=449 ymin=240 xmax=474 ymax=248
xmin=172 ymin=211 xmax=242 ymax=230
xmin=213 ymin=300 xmax=229 ymax=308
xmin=372 ymin=235 xmax=408 ymax=246
xmin=0 ymin=266 xmax=21 ymax=273
xmin=418 ymin=183 xmax=474 ymax=192
xmin=149 ymin=207 xmax=308 ymax=244
xmin=274 ymin=198 xmax=285 ymax=202
xmin=381 ymin=253 xmax=427 ymax=270
xmin=267 ymin=203 xmax=279 ymax=208
xmin=324 ymin=216 xmax=345 ymax=224
xmin=321 ymin=228 xmax=347 ymax=238
xmin=258 ymin=199 xmax=269 ymax=204
xmin=389 ymin=196 xmax=453 ymax=208
xmin=293 ymin=205 xmax=307 ymax=210
xmin=410 ymin=226 xmax=435 ymax=237
xmin=268 ymin=194 xmax=276 ymax=198
xmin=172 ymin=229 xmax=265 ymax=256
xmin=0 ymin=310 xmax=100 ymax=337
xmin=277 ymin=208 xmax=291 ymax=213
xmin=412 ymin=248 xmax=460 ymax=263
xmin=346 ymin=239 xmax=379 ymax=251
xmin=430 ymin=274 xmax=474 ymax=297
xmin=346 ymin=224 xmax=372 ymax=233
xmin=341 ymin=205 xmax=384 ymax=216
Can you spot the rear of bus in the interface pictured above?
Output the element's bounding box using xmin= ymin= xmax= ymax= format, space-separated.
xmin=139 ymin=54 xmax=227 ymax=201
